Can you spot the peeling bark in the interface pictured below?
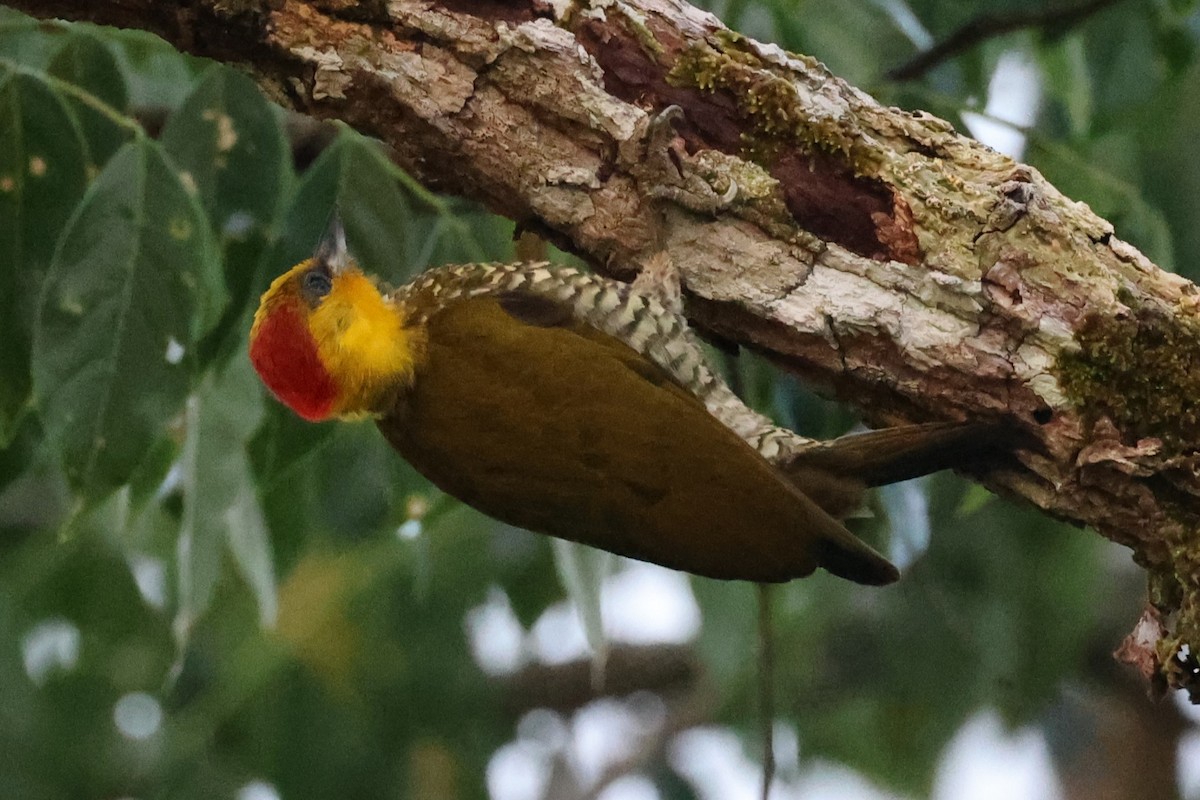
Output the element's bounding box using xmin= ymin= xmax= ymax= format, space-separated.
xmin=10 ymin=0 xmax=1200 ymax=696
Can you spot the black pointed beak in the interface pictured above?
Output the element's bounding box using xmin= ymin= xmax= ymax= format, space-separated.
xmin=313 ymin=211 xmax=349 ymax=274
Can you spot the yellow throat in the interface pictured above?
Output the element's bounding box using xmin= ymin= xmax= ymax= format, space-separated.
xmin=250 ymin=247 xmax=422 ymax=420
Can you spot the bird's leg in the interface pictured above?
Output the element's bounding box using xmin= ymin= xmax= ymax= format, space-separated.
xmin=631 ymin=250 xmax=683 ymax=315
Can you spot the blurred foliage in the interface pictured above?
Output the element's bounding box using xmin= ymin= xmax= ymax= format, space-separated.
xmin=0 ymin=1 xmax=1192 ymax=798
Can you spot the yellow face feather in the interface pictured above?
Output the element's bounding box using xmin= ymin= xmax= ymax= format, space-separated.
xmin=250 ymin=258 xmax=423 ymax=420
xmin=309 ymin=268 xmax=423 ymax=417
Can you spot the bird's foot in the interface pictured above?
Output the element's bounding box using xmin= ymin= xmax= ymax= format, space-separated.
xmin=636 ymin=104 xmax=739 ymax=215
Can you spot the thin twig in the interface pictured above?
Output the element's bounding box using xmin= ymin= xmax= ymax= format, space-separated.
xmin=886 ymin=0 xmax=1125 ymax=81
xmin=758 ymin=583 xmax=775 ymax=800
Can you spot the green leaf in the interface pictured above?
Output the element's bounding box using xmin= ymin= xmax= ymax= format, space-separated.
xmin=552 ymin=539 xmax=614 ymax=681
xmin=161 ymin=65 xmax=290 ymax=366
xmin=412 ymin=206 xmax=511 ymax=268
xmin=1155 ymin=22 xmax=1196 ymax=76
xmin=490 ymin=523 xmax=559 ymax=628
xmin=0 ymin=16 xmax=70 ymax=68
xmin=262 ymin=132 xmax=414 ymax=288
xmin=956 ymin=483 xmax=995 ymax=517
xmin=32 ymin=139 xmax=223 ymax=502
xmin=1081 ymin=12 xmax=1159 ymax=118
xmin=770 ymin=0 xmax=907 ymax=85
xmin=1039 ymin=33 xmax=1092 ymax=138
xmin=47 ymin=30 xmax=131 ymax=167
xmin=1029 ymin=134 xmax=1176 ymax=271
xmin=0 ymin=67 xmax=89 ymax=444
xmin=105 ymin=27 xmax=205 ymax=108
xmin=160 ymin=65 xmax=288 ymax=231
xmin=49 ymin=32 xmax=127 ymax=109
xmin=879 ymin=477 xmax=931 ymax=569
xmin=177 ymin=357 xmax=276 ymax=648
xmin=249 ymin=402 xmax=336 ymax=491
xmin=336 ymin=137 xmax=417 ymax=282
xmin=692 ymin=577 xmax=758 ymax=688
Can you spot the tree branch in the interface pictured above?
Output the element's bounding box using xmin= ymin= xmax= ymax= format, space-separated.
xmin=885 ymin=0 xmax=1125 ymax=82
xmin=498 ymin=644 xmax=713 ymax=800
xmin=11 ymin=0 xmax=1200 ymax=696
xmin=500 ymin=643 xmax=702 ymax=716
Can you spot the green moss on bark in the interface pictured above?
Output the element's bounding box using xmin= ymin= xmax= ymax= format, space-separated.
xmin=667 ymin=36 xmax=876 ymax=171
xmin=1057 ymin=303 xmax=1200 ymax=449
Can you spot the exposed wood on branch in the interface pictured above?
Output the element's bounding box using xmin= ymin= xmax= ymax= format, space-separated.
xmin=9 ymin=0 xmax=1200 ymax=696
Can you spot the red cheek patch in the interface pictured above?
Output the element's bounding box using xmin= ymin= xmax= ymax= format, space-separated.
xmin=249 ymin=302 xmax=338 ymax=421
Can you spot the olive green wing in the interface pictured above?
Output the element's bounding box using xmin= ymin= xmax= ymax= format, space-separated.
xmin=380 ymin=292 xmax=897 ymax=585
xmin=495 ymin=288 xmax=994 ymax=512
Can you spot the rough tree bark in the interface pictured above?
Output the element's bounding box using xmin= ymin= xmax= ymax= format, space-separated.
xmin=10 ymin=0 xmax=1200 ymax=696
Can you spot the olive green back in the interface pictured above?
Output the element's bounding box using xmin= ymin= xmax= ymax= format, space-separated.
xmin=378 ymin=295 xmax=897 ymax=585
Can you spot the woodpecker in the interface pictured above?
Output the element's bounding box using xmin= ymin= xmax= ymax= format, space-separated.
xmin=250 ymin=217 xmax=987 ymax=585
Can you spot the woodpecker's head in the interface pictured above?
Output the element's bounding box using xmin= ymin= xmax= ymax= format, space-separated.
xmin=249 ymin=216 xmax=419 ymax=421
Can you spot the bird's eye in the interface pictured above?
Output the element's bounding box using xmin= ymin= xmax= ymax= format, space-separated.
xmin=302 ymin=269 xmax=332 ymax=302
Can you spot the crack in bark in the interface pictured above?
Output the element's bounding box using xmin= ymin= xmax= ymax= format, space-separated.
xmin=823 ymin=312 xmax=849 ymax=376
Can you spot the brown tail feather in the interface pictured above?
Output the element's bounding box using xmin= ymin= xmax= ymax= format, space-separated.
xmin=783 ymin=421 xmax=1002 ymax=488
xmin=812 ymin=532 xmax=900 ymax=585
